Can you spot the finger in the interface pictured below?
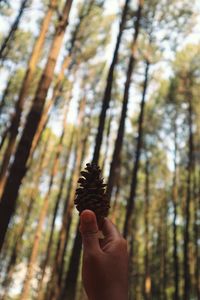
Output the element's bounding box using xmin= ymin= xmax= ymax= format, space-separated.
xmin=101 ymin=217 xmax=121 ymax=240
xmin=80 ymin=210 xmax=101 ymax=252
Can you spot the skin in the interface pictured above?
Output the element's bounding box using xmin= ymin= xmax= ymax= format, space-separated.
xmin=79 ymin=209 xmax=129 ymax=300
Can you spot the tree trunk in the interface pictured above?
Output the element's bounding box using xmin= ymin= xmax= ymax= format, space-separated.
xmin=194 ymin=169 xmax=200 ymax=299
xmin=110 ymin=179 xmax=121 ymax=223
xmin=183 ymin=94 xmax=193 ymax=300
xmin=0 ymin=0 xmax=73 ymax=251
xmin=0 ymin=73 xmax=13 ymax=118
xmin=28 ymin=0 xmax=90 ymax=163
xmin=101 ymin=111 xmax=113 ymax=173
xmin=0 ymin=0 xmax=29 ymax=60
xmin=1 ymin=199 xmax=34 ymax=300
xmin=106 ymin=0 xmax=143 ymax=201
xmin=58 ymin=108 xmax=94 ymax=300
xmin=144 ymin=156 xmax=151 ymax=300
xmin=0 ymin=131 xmax=50 ymax=275
xmin=160 ymin=197 xmax=167 ymax=300
xmin=0 ymin=126 xmax=9 ymax=153
xmin=37 ymin=106 xmax=72 ymax=300
xmin=172 ymin=121 xmax=179 ymax=300
xmin=20 ymin=104 xmax=68 ymax=300
xmin=0 ymin=0 xmax=58 ymax=196
xmin=123 ymin=59 xmax=150 ymax=238
xmin=59 ymin=222 xmax=82 ymax=300
xmin=92 ymin=0 xmax=130 ymax=164
xmin=46 ymin=96 xmax=86 ymax=300
xmin=20 ymin=193 xmax=49 ymax=300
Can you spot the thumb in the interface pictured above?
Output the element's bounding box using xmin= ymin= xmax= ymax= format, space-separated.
xmin=80 ymin=210 xmax=101 ymax=252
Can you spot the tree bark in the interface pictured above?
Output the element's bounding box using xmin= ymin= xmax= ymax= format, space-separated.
xmin=0 ymin=125 xmax=9 ymax=152
xmin=183 ymin=93 xmax=193 ymax=300
xmin=1 ymin=200 xmax=34 ymax=300
xmin=101 ymin=111 xmax=113 ymax=173
xmin=144 ymin=156 xmax=151 ymax=300
xmin=92 ymin=0 xmax=130 ymax=164
xmin=123 ymin=59 xmax=150 ymax=238
xmin=160 ymin=197 xmax=167 ymax=300
xmin=172 ymin=120 xmax=179 ymax=300
xmin=194 ymin=169 xmax=200 ymax=299
xmin=46 ymin=95 xmax=86 ymax=300
xmin=0 ymin=0 xmax=73 ymax=251
xmin=0 ymin=0 xmax=58 ymax=196
xmin=37 ymin=105 xmax=72 ymax=300
xmin=0 ymin=0 xmax=29 ymax=60
xmin=0 ymin=73 xmax=13 ymax=118
xmin=0 ymin=131 xmax=50 ymax=274
xmin=20 ymin=104 xmax=68 ymax=300
xmin=106 ymin=0 xmax=143 ymax=201
xmin=58 ymin=106 xmax=94 ymax=300
xmin=28 ymin=0 xmax=90 ymax=163
xmin=59 ymin=222 xmax=82 ymax=300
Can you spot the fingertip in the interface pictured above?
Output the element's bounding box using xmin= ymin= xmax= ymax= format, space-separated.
xmin=80 ymin=209 xmax=96 ymax=221
xmin=80 ymin=209 xmax=98 ymax=234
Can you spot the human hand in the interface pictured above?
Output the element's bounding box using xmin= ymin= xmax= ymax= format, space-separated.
xmin=79 ymin=209 xmax=129 ymax=300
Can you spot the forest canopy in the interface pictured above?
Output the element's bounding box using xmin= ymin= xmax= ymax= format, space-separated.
xmin=0 ymin=0 xmax=199 ymax=299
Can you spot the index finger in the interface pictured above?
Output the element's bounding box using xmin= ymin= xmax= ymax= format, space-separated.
xmin=101 ymin=217 xmax=121 ymax=240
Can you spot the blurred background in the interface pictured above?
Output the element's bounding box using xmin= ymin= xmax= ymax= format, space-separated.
xmin=0 ymin=0 xmax=199 ymax=299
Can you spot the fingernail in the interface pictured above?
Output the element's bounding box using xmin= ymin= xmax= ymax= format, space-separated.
xmin=81 ymin=210 xmax=94 ymax=223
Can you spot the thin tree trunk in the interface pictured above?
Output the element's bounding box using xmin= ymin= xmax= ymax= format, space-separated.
xmin=37 ymin=106 xmax=72 ymax=300
xmin=161 ymin=197 xmax=167 ymax=300
xmin=0 ymin=74 xmax=13 ymax=118
xmin=48 ymin=153 xmax=76 ymax=299
xmin=0 ymin=75 xmax=14 ymax=153
xmin=1 ymin=201 xmax=34 ymax=300
xmin=194 ymin=169 xmax=200 ymax=299
xmin=0 ymin=130 xmax=50 ymax=270
xmin=59 ymin=222 xmax=82 ymax=300
xmin=144 ymin=156 xmax=151 ymax=300
xmin=0 ymin=0 xmax=58 ymax=196
xmin=92 ymin=0 xmax=130 ymax=164
xmin=101 ymin=110 xmax=113 ymax=174
xmin=0 ymin=0 xmax=73 ymax=251
xmin=183 ymin=95 xmax=193 ymax=300
xmin=106 ymin=0 xmax=143 ymax=201
xmin=0 ymin=125 xmax=9 ymax=153
xmin=46 ymin=96 xmax=86 ymax=300
xmin=58 ymin=108 xmax=94 ymax=300
xmin=20 ymin=108 xmax=68 ymax=300
xmin=0 ymin=0 xmax=29 ymax=60
xmin=172 ymin=121 xmax=179 ymax=300
xmin=123 ymin=59 xmax=150 ymax=238
xmin=110 ymin=179 xmax=121 ymax=223
xmin=0 ymin=133 xmax=49 ymax=299
xmin=20 ymin=193 xmax=49 ymax=300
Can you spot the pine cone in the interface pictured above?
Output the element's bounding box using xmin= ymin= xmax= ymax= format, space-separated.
xmin=75 ymin=163 xmax=110 ymax=228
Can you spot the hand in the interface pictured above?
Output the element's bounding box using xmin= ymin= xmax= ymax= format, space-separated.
xmin=79 ymin=209 xmax=129 ymax=300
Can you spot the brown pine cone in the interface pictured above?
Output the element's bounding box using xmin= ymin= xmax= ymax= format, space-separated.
xmin=74 ymin=163 xmax=110 ymax=228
